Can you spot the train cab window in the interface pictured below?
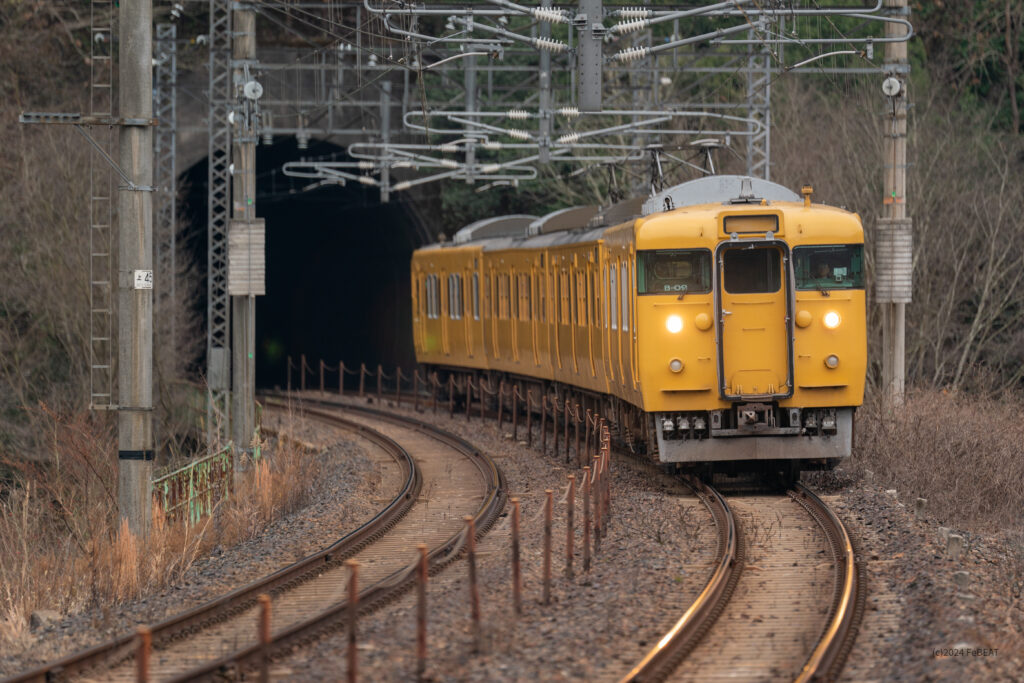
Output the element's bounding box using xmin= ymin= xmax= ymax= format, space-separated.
xmin=794 ymin=245 xmax=864 ymax=290
xmin=637 ymin=249 xmax=712 ymax=295
xmin=723 ymin=247 xmax=782 ymax=294
xmin=472 ymin=274 xmax=480 ymax=320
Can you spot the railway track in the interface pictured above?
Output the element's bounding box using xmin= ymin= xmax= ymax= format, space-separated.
xmin=6 ymin=401 xmax=506 ymax=683
xmin=622 ymin=481 xmax=863 ymax=683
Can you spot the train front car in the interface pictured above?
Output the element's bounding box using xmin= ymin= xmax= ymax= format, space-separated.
xmin=632 ymin=176 xmax=866 ymax=474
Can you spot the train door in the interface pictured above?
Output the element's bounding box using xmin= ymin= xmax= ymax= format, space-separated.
xmin=716 ymin=242 xmax=794 ymax=399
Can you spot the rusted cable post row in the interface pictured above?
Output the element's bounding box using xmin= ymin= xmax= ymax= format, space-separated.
xmin=563 ymin=399 xmax=571 ymax=463
xmin=416 ymin=543 xmax=428 ymax=681
xmin=497 ymin=380 xmax=506 ymax=432
xmin=465 ymin=376 xmax=473 ymax=421
xmin=574 ymin=404 xmax=581 ymax=467
xmin=464 ymin=515 xmax=482 ymax=652
xmin=377 ymin=363 xmax=383 ymax=402
xmin=319 ymin=359 xmax=325 ymax=393
xmin=258 ymin=594 xmax=271 ymax=683
xmin=543 ymin=489 xmax=553 ymax=605
xmin=396 ymin=366 xmax=402 ymax=403
xmin=541 ymin=395 xmax=548 ymax=453
xmin=512 ymin=385 xmax=520 ymax=441
xmin=593 ymin=455 xmax=603 ymax=554
xmin=359 ymin=362 xmax=367 ymax=397
xmin=566 ymin=474 xmax=575 ymax=579
xmin=346 ymin=559 xmax=360 ymax=683
xmin=448 ymin=375 xmax=455 ymax=416
xmin=339 ymin=360 xmax=345 ymax=395
xmin=583 ymin=465 xmax=592 ymax=572
xmin=526 ymin=389 xmax=533 ymax=447
xmin=511 ymin=497 xmax=522 ymax=615
xmin=136 ymin=625 xmax=151 ymax=683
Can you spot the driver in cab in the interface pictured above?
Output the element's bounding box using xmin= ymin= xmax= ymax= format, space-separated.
xmin=808 ymin=261 xmax=835 ymax=288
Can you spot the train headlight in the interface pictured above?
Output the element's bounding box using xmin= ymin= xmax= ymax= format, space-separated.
xmin=666 ymin=314 xmax=683 ymax=333
xmin=824 ymin=354 xmax=840 ymax=369
xmin=823 ymin=311 xmax=841 ymax=329
xmin=669 ymin=358 xmax=684 ymax=373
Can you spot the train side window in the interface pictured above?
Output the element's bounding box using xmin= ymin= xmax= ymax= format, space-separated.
xmin=511 ymin=271 xmax=519 ymax=320
xmin=723 ymin=247 xmax=781 ymax=294
xmin=520 ymin=274 xmax=531 ymax=322
xmin=610 ymin=264 xmax=618 ymax=330
xmin=620 ymin=263 xmax=629 ymax=332
xmin=472 ymin=273 xmax=480 ymax=320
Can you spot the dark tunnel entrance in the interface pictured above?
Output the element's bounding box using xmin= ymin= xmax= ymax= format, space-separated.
xmin=182 ymin=139 xmax=429 ymax=391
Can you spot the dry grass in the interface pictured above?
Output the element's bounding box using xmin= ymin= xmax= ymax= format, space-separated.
xmin=0 ymin=406 xmax=324 ymax=649
xmin=852 ymin=388 xmax=1024 ymax=535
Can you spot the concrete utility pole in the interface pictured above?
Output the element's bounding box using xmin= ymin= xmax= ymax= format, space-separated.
xmin=230 ymin=8 xmax=260 ymax=455
xmin=577 ymin=0 xmax=603 ymax=112
xmin=118 ymin=0 xmax=155 ymax=536
xmin=878 ymin=0 xmax=913 ymax=405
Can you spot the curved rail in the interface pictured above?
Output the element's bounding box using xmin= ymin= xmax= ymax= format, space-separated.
xmin=791 ymin=482 xmax=864 ymax=682
xmin=4 ymin=409 xmax=422 ymax=683
xmin=619 ymin=477 xmax=743 ymax=683
xmin=163 ymin=397 xmax=508 ymax=681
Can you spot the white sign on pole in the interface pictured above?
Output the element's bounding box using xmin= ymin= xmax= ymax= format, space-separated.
xmin=133 ymin=270 xmax=154 ymax=290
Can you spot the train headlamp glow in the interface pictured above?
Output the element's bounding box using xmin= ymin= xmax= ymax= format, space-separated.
xmin=825 ymin=354 xmax=840 ymax=369
xmin=666 ymin=314 xmax=683 ymax=334
xmin=823 ymin=311 xmax=841 ymax=329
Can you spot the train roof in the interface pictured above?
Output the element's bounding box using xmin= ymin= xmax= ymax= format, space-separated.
xmin=423 ymin=176 xmax=817 ymax=254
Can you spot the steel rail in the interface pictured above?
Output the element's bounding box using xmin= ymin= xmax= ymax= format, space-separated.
xmin=3 ymin=408 xmax=422 ymax=683
xmin=791 ymin=482 xmax=865 ymax=683
xmin=619 ymin=477 xmax=742 ymax=683
xmin=162 ymin=396 xmax=508 ymax=682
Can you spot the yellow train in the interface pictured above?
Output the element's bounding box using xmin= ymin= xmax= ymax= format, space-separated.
xmin=411 ymin=176 xmax=866 ymax=476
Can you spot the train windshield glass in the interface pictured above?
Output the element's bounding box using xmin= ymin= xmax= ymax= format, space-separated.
xmin=794 ymin=245 xmax=864 ymax=290
xmin=637 ymin=249 xmax=712 ymax=295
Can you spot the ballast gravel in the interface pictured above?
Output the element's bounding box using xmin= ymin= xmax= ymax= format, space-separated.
xmin=0 ymin=406 xmax=388 ymax=677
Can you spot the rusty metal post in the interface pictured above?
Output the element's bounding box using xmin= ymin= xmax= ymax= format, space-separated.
xmin=541 ymin=395 xmax=548 ymax=453
xmin=543 ymin=489 xmax=553 ymax=605
xmin=377 ymin=363 xmax=383 ymax=402
xmin=136 ymin=626 xmax=151 ymax=683
xmin=526 ymin=389 xmax=533 ymax=447
xmin=466 ymin=376 xmax=472 ymax=421
xmin=511 ymin=497 xmax=522 ymax=615
xmin=448 ymin=375 xmax=455 ymax=416
xmin=566 ymin=474 xmax=575 ymax=579
xmin=258 ymin=594 xmax=271 ymax=683
xmin=413 ymin=370 xmax=420 ymax=410
xmin=583 ymin=465 xmax=591 ymax=572
xmin=359 ymin=362 xmax=366 ymax=397
xmin=346 ymin=559 xmax=359 ymax=683
xmin=512 ymin=385 xmax=519 ymax=441
xmin=286 ymin=355 xmax=292 ymax=393
xmin=396 ymin=366 xmax=402 ymax=403
xmin=416 ymin=543 xmax=428 ymax=681
xmin=339 ymin=361 xmax=345 ymax=395
xmin=574 ymin=404 xmax=581 ymax=467
xmin=593 ymin=455 xmax=602 ymax=554
xmin=498 ymin=380 xmax=505 ymax=432
xmin=480 ymin=377 xmax=486 ymax=420
xmin=464 ymin=515 xmax=481 ymax=652
xmin=431 ymin=373 xmax=438 ymax=413
xmin=300 ymin=353 xmax=307 ymax=392
xmin=584 ymin=409 xmax=592 ymax=467
xmin=563 ymin=399 xmax=570 ymax=463
xmin=319 ymin=359 xmax=325 ymax=393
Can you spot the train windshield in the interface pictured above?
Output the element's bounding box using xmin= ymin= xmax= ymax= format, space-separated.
xmin=637 ymin=249 xmax=712 ymax=295
xmin=794 ymin=245 xmax=864 ymax=290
